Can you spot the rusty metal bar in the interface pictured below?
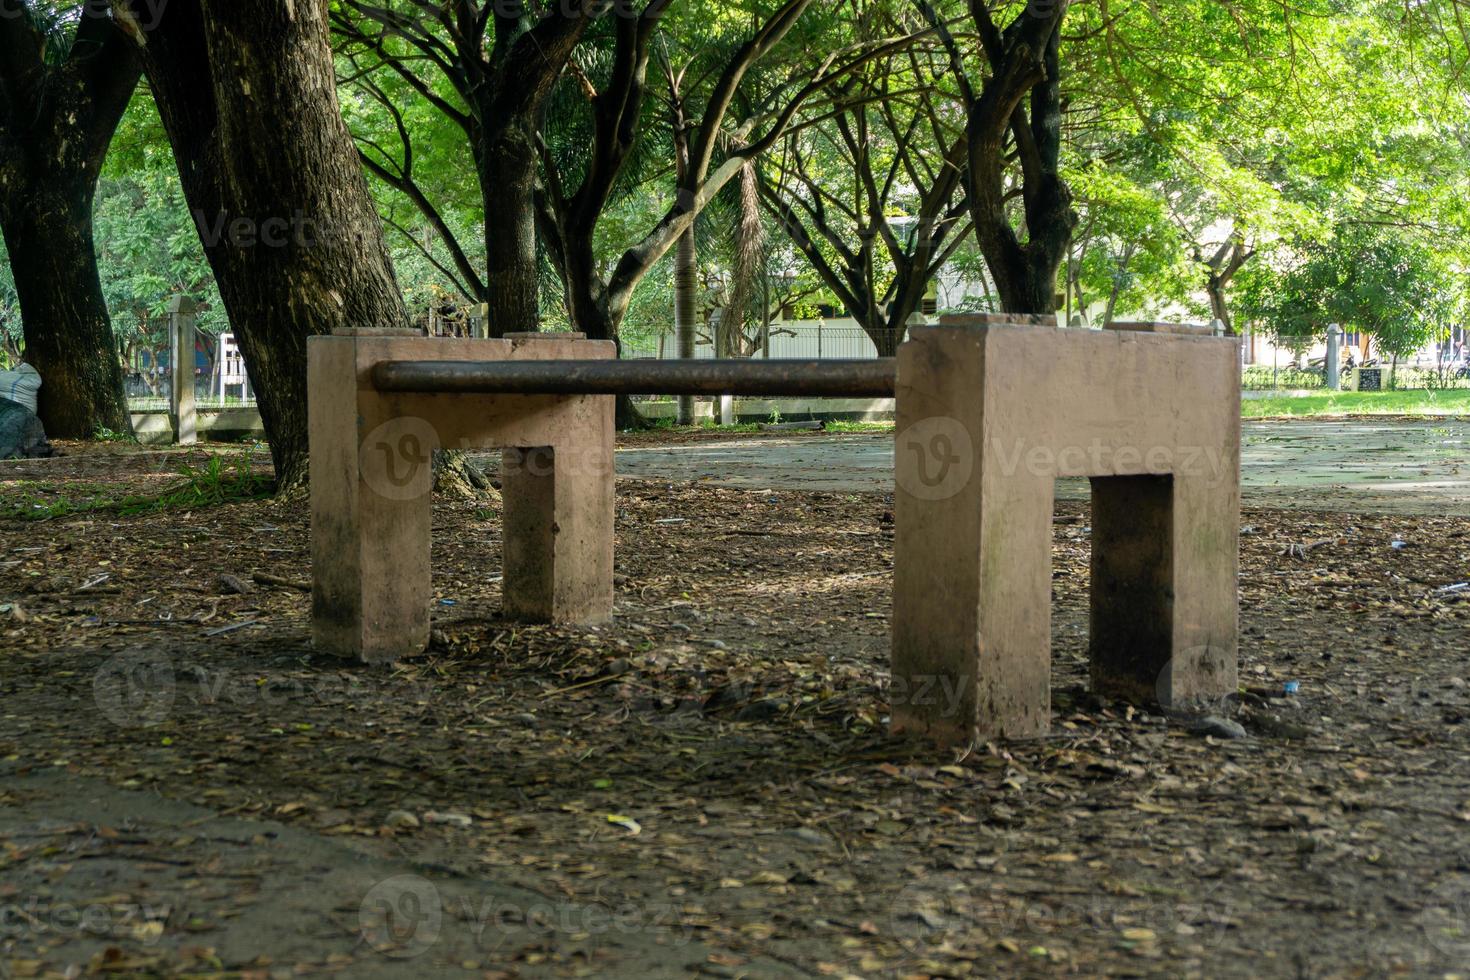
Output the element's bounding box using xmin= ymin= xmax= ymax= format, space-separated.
xmin=371 ymin=358 xmax=897 ymax=397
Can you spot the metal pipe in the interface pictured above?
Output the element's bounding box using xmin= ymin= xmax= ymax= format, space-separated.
xmin=371 ymin=358 xmax=897 ymax=397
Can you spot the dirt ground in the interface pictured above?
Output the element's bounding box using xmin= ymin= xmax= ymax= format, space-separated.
xmin=2 ymin=439 xmax=1470 ymax=978
xmin=610 ymin=420 xmax=1470 ymax=515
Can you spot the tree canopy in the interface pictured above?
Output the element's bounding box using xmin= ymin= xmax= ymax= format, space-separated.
xmin=1 ymin=0 xmax=1468 ymax=447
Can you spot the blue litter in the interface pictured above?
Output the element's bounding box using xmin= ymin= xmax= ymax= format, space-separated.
xmin=439 ymin=599 xmax=457 ymax=606
xmin=1283 ymin=681 xmax=1300 ymax=695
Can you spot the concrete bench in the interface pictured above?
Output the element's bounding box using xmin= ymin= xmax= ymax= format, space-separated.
xmin=309 ymin=319 xmax=1239 ymax=744
xmin=309 ymin=330 xmax=614 ymax=663
xmin=891 ymin=316 xmax=1239 ymax=741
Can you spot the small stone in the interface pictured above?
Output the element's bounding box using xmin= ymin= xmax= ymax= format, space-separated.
xmin=706 ymin=639 xmax=729 ymax=650
xmin=216 ymin=574 xmax=252 ymax=595
xmin=423 ymin=811 xmax=472 ymax=827
xmin=384 ymin=810 xmax=420 ymax=829
xmin=1190 ymin=716 xmax=1247 ymax=739
xmin=787 ymin=827 xmax=831 ymax=847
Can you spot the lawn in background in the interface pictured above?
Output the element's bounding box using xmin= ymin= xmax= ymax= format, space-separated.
xmin=1242 ymin=388 xmax=1470 ymax=417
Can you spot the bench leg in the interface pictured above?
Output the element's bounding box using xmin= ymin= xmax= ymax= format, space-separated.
xmin=310 ymin=350 xmax=434 ymax=662
xmin=893 ymin=420 xmax=1055 ymax=742
xmin=501 ymin=438 xmax=613 ymax=623
xmin=1091 ymin=473 xmax=1238 ymax=708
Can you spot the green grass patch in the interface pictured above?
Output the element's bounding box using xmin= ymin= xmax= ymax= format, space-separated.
xmin=1 ymin=453 xmax=272 ymax=521
xmin=1242 ymin=389 xmax=1470 ymax=418
xmin=823 ymin=420 xmax=893 ymax=433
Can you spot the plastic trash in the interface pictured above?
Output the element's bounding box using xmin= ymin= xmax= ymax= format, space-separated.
xmin=1283 ymin=681 xmax=1300 ymax=695
xmin=0 ymin=397 xmax=51 ymax=460
xmin=0 ymin=363 xmax=41 ymax=414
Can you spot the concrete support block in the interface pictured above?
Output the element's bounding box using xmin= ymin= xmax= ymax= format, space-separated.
xmin=892 ymin=321 xmax=1240 ymax=743
xmin=309 ymin=331 xmax=613 ymax=663
xmin=500 ymin=444 xmax=613 ymax=623
xmin=168 ymin=295 xmax=197 ymax=446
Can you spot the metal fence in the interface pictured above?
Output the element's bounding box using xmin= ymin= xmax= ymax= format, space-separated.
xmin=126 ymin=377 xmax=256 ymax=412
xmin=1241 ymin=364 xmax=1470 ymax=391
xmin=622 ymin=324 xmax=905 ymax=361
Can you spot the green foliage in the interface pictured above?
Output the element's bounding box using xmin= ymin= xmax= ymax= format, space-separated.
xmin=6 ymin=0 xmax=1470 ymax=369
xmin=0 ymin=239 xmax=19 ymax=361
xmin=1241 ymin=224 xmax=1464 ymax=360
xmin=94 ymin=92 xmax=227 ymax=349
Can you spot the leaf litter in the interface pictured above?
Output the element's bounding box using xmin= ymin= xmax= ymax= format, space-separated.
xmin=0 ymin=441 xmax=1468 ymax=976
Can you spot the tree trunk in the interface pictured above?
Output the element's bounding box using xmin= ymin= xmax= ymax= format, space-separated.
xmin=1207 ymin=275 xmax=1233 ymax=335
xmin=0 ymin=6 xmax=140 ymax=437
xmin=673 ymin=228 xmax=698 ymax=425
xmin=478 ymin=118 xmax=541 ymax=336
xmin=0 ymin=182 xmax=130 ymax=437
xmin=961 ymin=10 xmax=1075 ymax=316
xmin=115 ymin=0 xmax=408 ymax=491
xmin=561 ymin=239 xmax=618 ymax=341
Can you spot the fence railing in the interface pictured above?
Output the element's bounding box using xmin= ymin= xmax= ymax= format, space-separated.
xmin=622 ymin=325 xmax=906 ymax=361
xmin=1241 ymin=364 xmax=1470 ymax=391
xmin=127 ymin=390 xmax=257 ymax=412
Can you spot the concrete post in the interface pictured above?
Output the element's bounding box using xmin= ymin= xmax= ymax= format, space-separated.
xmin=309 ymin=330 xmax=614 ymax=663
xmin=167 ymin=295 xmax=197 ymax=445
xmin=472 ymin=303 xmax=489 ymax=339
xmin=709 ymin=308 xmax=733 ymax=425
xmin=1325 ymin=323 xmax=1341 ymax=390
xmin=892 ymin=318 xmax=1240 ymax=743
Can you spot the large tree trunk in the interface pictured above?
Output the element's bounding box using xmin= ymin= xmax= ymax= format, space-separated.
xmin=478 ymin=118 xmax=542 ymax=336
xmin=561 ymin=239 xmax=619 ymax=341
xmin=959 ymin=5 xmax=1075 ymax=316
xmin=0 ymin=181 xmax=130 ymax=437
xmin=673 ymin=228 xmax=698 ymax=425
xmin=0 ymin=6 xmax=140 ymax=437
xmin=114 ymin=0 xmax=408 ymax=491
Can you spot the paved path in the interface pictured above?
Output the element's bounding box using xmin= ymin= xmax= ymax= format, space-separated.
xmin=615 ymin=419 xmax=1470 ymax=515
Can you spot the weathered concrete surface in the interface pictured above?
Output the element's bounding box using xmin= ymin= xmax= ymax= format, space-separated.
xmin=131 ymin=408 xmax=266 ymax=444
xmin=309 ymin=333 xmax=614 ymax=663
xmin=890 ymin=323 xmax=1239 ymax=743
xmin=611 ymin=419 xmax=1470 ymax=515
